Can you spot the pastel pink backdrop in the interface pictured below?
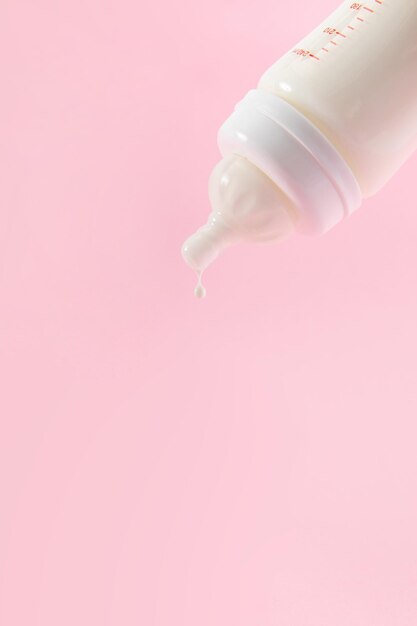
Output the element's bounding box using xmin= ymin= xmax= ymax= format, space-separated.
xmin=1 ymin=0 xmax=417 ymax=624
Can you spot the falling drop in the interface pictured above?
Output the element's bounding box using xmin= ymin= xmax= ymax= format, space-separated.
xmin=194 ymin=273 xmax=206 ymax=299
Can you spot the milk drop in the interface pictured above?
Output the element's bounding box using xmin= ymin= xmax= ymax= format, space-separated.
xmin=194 ymin=273 xmax=206 ymax=299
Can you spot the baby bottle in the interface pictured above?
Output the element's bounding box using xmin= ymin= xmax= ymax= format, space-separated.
xmin=181 ymin=0 xmax=417 ymax=297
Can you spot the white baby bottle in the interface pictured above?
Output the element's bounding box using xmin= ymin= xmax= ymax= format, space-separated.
xmin=181 ymin=0 xmax=417 ymax=297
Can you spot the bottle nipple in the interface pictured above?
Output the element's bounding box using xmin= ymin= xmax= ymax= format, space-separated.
xmin=181 ymin=154 xmax=297 ymax=297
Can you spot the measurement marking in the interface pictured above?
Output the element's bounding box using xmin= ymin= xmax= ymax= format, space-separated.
xmin=356 ymin=16 xmax=365 ymax=21
xmin=322 ymin=47 xmax=329 ymax=52
xmin=375 ymin=0 xmax=382 ymax=3
xmin=336 ymin=32 xmax=347 ymax=38
xmin=347 ymin=25 xmax=355 ymax=30
xmin=329 ymin=41 xmax=337 ymax=46
xmin=293 ymin=48 xmax=321 ymax=61
xmin=363 ymin=5 xmax=375 ymax=11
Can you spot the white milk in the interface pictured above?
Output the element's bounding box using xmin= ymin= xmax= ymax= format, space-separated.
xmin=182 ymin=0 xmax=417 ymax=296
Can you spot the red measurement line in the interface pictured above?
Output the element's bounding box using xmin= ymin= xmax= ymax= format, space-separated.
xmin=329 ymin=41 xmax=337 ymax=46
xmin=322 ymin=47 xmax=329 ymax=52
xmin=309 ymin=53 xmax=320 ymax=60
xmin=375 ymin=0 xmax=382 ymax=3
xmin=336 ymin=31 xmax=347 ymax=37
xmin=357 ymin=16 xmax=365 ymax=21
xmin=347 ymin=25 xmax=355 ymax=30
xmin=363 ymin=5 xmax=375 ymax=11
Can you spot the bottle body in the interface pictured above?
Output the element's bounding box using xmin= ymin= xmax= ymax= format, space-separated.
xmin=258 ymin=0 xmax=417 ymax=197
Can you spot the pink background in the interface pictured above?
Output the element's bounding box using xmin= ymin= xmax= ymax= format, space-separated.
xmin=1 ymin=0 xmax=417 ymax=624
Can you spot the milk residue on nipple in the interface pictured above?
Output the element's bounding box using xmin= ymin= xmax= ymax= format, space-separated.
xmin=182 ymin=218 xmax=234 ymax=299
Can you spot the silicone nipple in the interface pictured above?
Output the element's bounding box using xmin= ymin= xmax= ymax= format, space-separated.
xmin=181 ymin=154 xmax=297 ymax=297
